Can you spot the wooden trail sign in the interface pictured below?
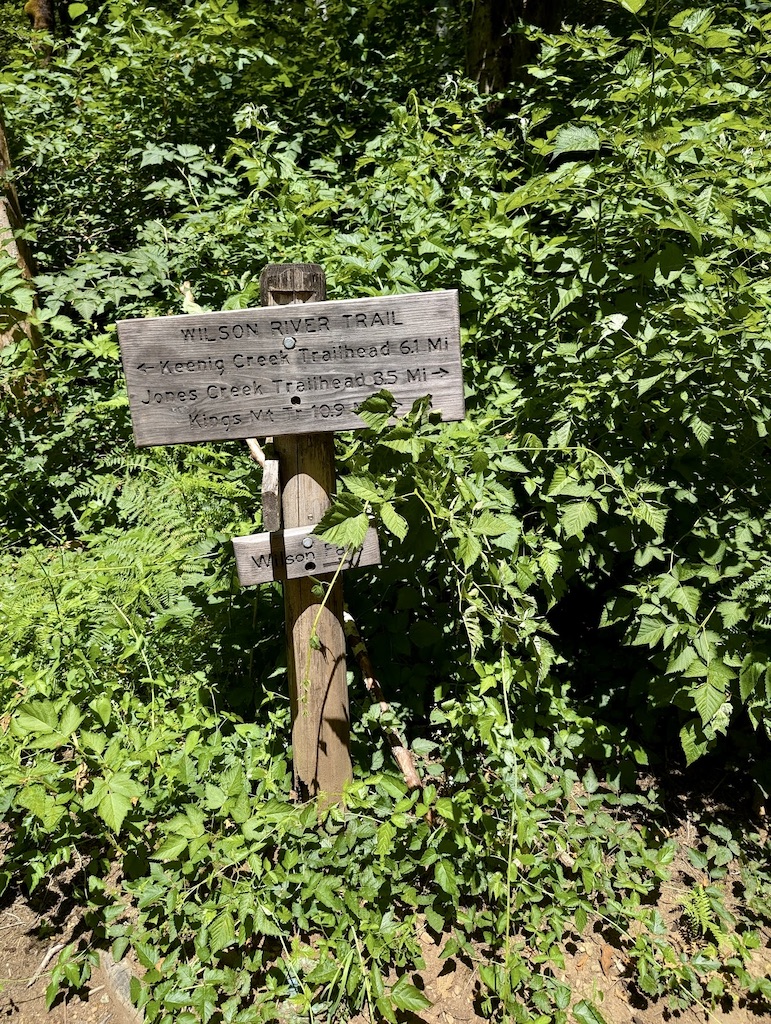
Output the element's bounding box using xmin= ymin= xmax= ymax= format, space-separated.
xmin=116 ymin=289 xmax=463 ymax=447
xmin=116 ymin=263 xmax=465 ymax=803
xmin=233 ymin=524 xmax=381 ymax=586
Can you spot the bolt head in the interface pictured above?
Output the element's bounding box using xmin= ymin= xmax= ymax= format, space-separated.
xmin=283 ymin=335 xmax=296 ymax=349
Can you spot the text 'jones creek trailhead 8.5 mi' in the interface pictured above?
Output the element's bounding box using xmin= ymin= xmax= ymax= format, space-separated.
xmin=117 ymin=289 xmax=464 ymax=446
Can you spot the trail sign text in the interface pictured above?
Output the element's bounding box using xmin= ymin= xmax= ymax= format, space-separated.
xmin=118 ymin=290 xmax=463 ymax=446
xmin=233 ymin=524 xmax=381 ymax=586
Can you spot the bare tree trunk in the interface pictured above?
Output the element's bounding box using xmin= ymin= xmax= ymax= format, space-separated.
xmin=23 ymin=0 xmax=55 ymax=31
xmin=466 ymin=0 xmax=565 ymax=92
xmin=0 ymin=113 xmax=39 ymax=355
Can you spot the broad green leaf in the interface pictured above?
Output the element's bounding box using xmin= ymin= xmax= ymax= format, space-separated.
xmin=473 ymin=510 xmax=514 ymax=537
xmin=344 ymin=475 xmax=383 ymax=503
xmin=391 ymin=976 xmax=432 ymax=1013
xmin=380 ymin=501 xmax=408 ymax=540
xmin=574 ymin=1000 xmax=609 ymax=1024
xmin=356 ymin=391 xmax=395 ymax=431
xmin=375 ymin=820 xmax=396 ymax=857
xmin=618 ymin=0 xmax=647 ymax=12
xmin=552 ymin=125 xmax=600 ymax=158
xmin=457 ymin=532 xmax=483 ymax=569
xmin=635 ymin=501 xmax=667 ymax=536
xmin=17 ymin=785 xmax=65 ymax=829
xmin=670 ymin=586 xmax=701 ymax=618
xmin=435 ymin=860 xmax=459 ymax=897
xmin=152 ymin=834 xmax=188 ymax=861
xmin=560 ymin=500 xmax=597 ymax=539
xmin=315 ymin=494 xmax=369 ymax=549
xmin=680 ymin=720 xmax=710 ymax=765
xmin=693 ymin=682 xmax=724 ymax=726
xmin=689 ymin=415 xmax=712 ymax=448
xmin=740 ymin=661 xmax=764 ymax=702
xmin=86 ymin=772 xmax=143 ymax=833
xmin=14 ymin=701 xmax=58 ymax=736
xmin=59 ymin=703 xmax=84 ymax=737
xmin=210 ymin=910 xmax=237 ymax=954
xmin=633 ymin=617 xmax=666 ymax=647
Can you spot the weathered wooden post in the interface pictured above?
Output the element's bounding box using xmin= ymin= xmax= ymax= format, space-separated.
xmin=260 ymin=263 xmax=351 ymax=801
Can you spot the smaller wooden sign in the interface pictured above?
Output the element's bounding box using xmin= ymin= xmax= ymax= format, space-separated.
xmin=233 ymin=524 xmax=381 ymax=586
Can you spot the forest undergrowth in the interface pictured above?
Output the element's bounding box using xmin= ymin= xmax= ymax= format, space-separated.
xmin=0 ymin=0 xmax=770 ymax=1020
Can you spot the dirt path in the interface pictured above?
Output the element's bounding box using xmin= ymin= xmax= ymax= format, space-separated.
xmin=0 ymin=896 xmax=139 ymax=1024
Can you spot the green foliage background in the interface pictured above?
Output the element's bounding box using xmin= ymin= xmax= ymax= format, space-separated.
xmin=0 ymin=0 xmax=770 ymax=1020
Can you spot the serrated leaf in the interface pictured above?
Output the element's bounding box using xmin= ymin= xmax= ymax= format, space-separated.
xmin=635 ymin=500 xmax=667 ymax=536
xmin=670 ymin=585 xmax=701 ymax=618
xmin=633 ymin=616 xmax=666 ymax=647
xmin=210 ymin=910 xmax=236 ymax=953
xmin=391 ymin=976 xmax=432 ymax=1013
xmin=499 ymin=454 xmax=528 ymax=473
xmin=739 ymin=660 xmax=764 ymax=702
xmin=560 ymin=500 xmax=597 ymax=539
xmin=315 ymin=494 xmax=369 ymax=549
xmin=680 ymin=719 xmax=710 ymax=765
xmin=356 ymin=391 xmax=396 ymax=431
xmin=457 ymin=531 xmax=483 ymax=569
xmin=59 ymin=703 xmax=84 ymax=737
xmin=375 ymin=820 xmax=396 ymax=857
xmin=152 ymin=834 xmax=188 ymax=861
xmin=552 ymin=125 xmax=600 ymax=158
xmin=14 ymin=701 xmax=58 ymax=735
xmin=573 ymin=1000 xmax=610 ymax=1024
xmin=693 ymin=681 xmax=724 ymax=726
xmin=343 ymin=475 xmax=383 ymax=503
xmin=718 ymin=601 xmax=745 ymax=629
xmin=689 ymin=415 xmax=712 ymax=447
xmin=539 ymin=548 xmax=561 ymax=583
xmin=473 ymin=510 xmax=511 ymax=536
xmin=463 ymin=606 xmax=484 ymax=655
xmin=88 ymin=772 xmax=143 ymax=833
xmin=17 ymin=785 xmax=65 ymax=829
xmin=68 ymin=1 xmax=87 ymax=16
xmin=380 ymin=501 xmax=408 ymax=540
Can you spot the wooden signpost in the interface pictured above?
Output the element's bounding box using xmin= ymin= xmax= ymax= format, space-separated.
xmin=117 ymin=264 xmax=464 ymax=802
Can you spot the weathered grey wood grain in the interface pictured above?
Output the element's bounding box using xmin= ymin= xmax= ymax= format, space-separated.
xmin=117 ymin=289 xmax=463 ymax=446
xmin=261 ymin=459 xmax=281 ymax=533
xmin=261 ymin=263 xmax=352 ymax=803
xmin=233 ymin=524 xmax=381 ymax=586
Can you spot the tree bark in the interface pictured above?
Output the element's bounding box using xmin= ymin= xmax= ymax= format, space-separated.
xmin=24 ymin=0 xmax=55 ymax=32
xmin=0 ymin=112 xmax=38 ymax=353
xmin=466 ymin=0 xmax=565 ymax=92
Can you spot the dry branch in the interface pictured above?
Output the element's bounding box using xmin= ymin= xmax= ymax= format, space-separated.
xmin=343 ymin=610 xmax=424 ymax=792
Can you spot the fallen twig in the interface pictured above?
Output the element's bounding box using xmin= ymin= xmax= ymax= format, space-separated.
xmin=343 ymin=610 xmax=424 ymax=792
xmin=26 ymin=941 xmax=65 ymax=988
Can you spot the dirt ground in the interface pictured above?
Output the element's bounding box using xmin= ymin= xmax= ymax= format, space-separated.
xmin=0 ymin=896 xmax=139 ymax=1024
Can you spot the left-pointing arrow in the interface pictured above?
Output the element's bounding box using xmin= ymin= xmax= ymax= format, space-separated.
xmin=136 ymin=363 xmax=154 ymax=373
